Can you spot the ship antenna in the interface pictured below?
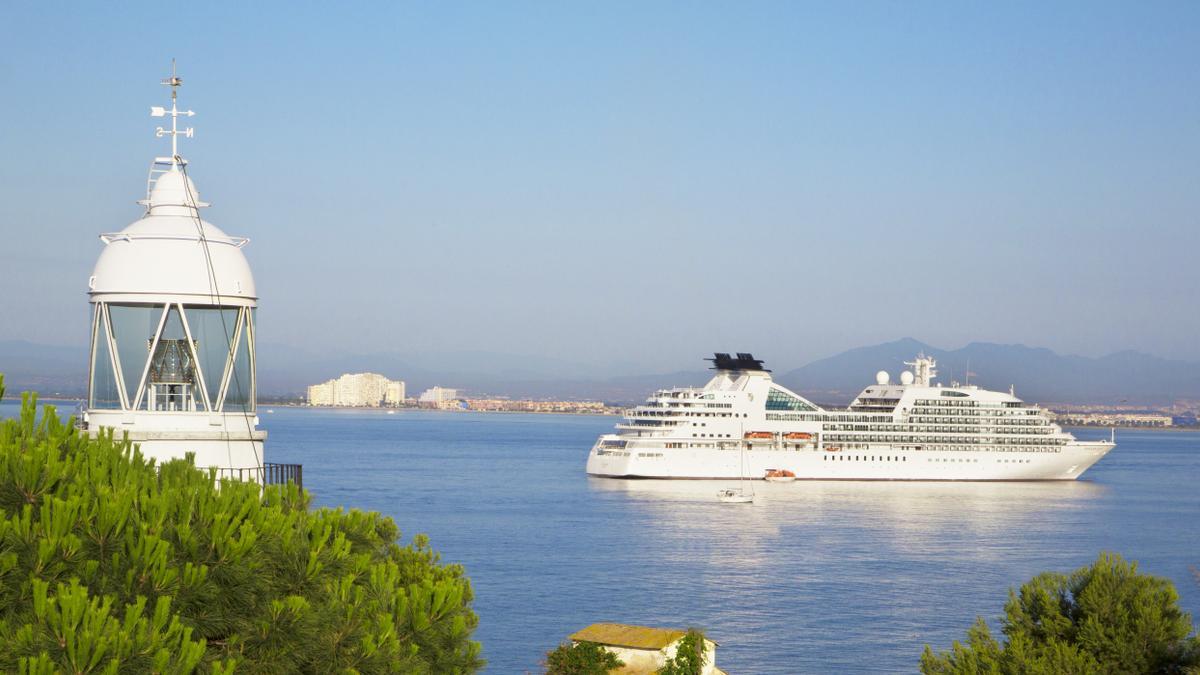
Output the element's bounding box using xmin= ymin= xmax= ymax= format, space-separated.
xmin=150 ymin=58 xmax=195 ymax=166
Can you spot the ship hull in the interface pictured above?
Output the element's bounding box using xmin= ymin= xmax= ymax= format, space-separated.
xmin=586 ymin=437 xmax=1114 ymax=481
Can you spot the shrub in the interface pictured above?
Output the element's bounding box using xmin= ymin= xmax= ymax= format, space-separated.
xmin=658 ymin=628 xmax=708 ymax=675
xmin=0 ymin=375 xmax=483 ymax=673
xmin=544 ymin=640 xmax=624 ymax=674
xmin=921 ymin=552 xmax=1200 ymax=674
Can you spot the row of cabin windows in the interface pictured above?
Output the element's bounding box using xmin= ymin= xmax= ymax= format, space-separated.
xmin=822 ymin=434 xmax=1064 ymax=446
xmin=824 ymin=454 xmax=907 ymax=462
xmin=915 ymin=399 xmax=1028 ymax=409
xmin=633 ymin=410 xmax=741 ymax=418
xmin=907 ymin=410 xmax=1051 ymax=420
xmin=826 ymin=423 xmax=1055 ymax=434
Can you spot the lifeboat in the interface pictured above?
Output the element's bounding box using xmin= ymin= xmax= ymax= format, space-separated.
xmin=744 ymin=431 xmax=773 ymax=440
xmin=784 ymin=432 xmax=813 ymax=441
xmin=824 ymin=446 xmax=842 ymax=452
xmin=764 ymin=469 xmax=796 ymax=483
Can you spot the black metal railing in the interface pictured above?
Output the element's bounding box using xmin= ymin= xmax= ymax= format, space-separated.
xmin=263 ymin=462 xmax=303 ymax=490
xmin=214 ymin=463 xmax=303 ymax=490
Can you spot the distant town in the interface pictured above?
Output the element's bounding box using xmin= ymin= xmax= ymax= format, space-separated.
xmin=1047 ymin=405 xmax=1195 ymax=428
xmin=296 ymin=372 xmax=1200 ymax=426
xmin=305 ymin=372 xmax=616 ymax=415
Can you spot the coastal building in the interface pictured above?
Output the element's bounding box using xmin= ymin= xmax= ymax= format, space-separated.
xmin=1053 ymin=412 xmax=1173 ymax=427
xmin=83 ymin=65 xmax=298 ymax=486
xmin=307 ymin=380 xmax=336 ymax=406
xmin=307 ymin=372 xmax=405 ymax=407
xmin=418 ymin=386 xmax=460 ymax=409
xmin=385 ymin=380 xmax=406 ymax=406
xmin=568 ymin=623 xmax=723 ymax=675
xmin=464 ymin=398 xmax=610 ymax=414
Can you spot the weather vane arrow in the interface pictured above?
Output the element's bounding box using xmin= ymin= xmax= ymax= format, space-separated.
xmin=149 ymin=59 xmax=195 ymax=164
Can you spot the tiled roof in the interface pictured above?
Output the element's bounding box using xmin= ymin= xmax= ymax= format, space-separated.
xmin=570 ymin=623 xmax=686 ymax=650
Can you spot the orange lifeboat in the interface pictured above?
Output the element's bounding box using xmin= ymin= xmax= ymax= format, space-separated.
xmin=744 ymin=431 xmax=773 ymax=440
xmin=824 ymin=446 xmax=842 ymax=452
xmin=764 ymin=468 xmax=797 ymax=483
xmin=784 ymin=432 xmax=813 ymax=441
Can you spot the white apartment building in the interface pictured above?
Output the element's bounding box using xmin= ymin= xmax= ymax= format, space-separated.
xmin=418 ymin=386 xmax=460 ymax=409
xmin=307 ymin=373 xmax=406 ymax=407
xmin=385 ymin=380 xmax=406 ymax=406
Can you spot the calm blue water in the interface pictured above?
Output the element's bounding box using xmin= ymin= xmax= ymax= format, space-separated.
xmin=3 ymin=399 xmax=1199 ymax=673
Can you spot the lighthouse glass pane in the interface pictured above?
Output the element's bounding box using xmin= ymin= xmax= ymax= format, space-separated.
xmin=184 ymin=306 xmax=240 ymax=410
xmin=90 ymin=316 xmax=121 ymax=409
xmin=223 ymin=311 xmax=254 ymax=412
xmin=146 ymin=306 xmax=202 ymax=412
xmin=107 ymin=304 xmax=162 ymax=405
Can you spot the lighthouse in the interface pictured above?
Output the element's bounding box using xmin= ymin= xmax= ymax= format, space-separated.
xmin=84 ymin=64 xmax=275 ymax=482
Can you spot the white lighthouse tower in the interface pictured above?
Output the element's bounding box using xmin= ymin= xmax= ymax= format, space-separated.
xmin=84 ymin=64 xmax=271 ymax=482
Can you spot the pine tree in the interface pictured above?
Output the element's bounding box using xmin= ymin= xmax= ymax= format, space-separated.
xmin=544 ymin=640 xmax=623 ymax=674
xmin=921 ymin=552 xmax=1200 ymax=674
xmin=0 ymin=374 xmax=484 ymax=673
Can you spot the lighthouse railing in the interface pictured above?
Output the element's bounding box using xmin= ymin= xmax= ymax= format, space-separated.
xmin=214 ymin=463 xmax=303 ymax=490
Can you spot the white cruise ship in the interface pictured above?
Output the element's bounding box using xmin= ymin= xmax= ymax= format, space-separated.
xmin=586 ymin=353 xmax=1114 ymax=481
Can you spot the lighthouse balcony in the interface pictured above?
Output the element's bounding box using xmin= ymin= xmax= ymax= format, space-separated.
xmin=85 ymin=408 xmax=269 ymax=433
xmin=218 ymin=463 xmax=303 ymax=490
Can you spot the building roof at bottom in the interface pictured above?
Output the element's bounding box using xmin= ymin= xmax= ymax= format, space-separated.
xmin=570 ymin=623 xmax=687 ymax=650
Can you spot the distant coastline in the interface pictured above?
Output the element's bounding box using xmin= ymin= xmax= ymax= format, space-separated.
xmin=273 ymin=403 xmax=620 ymax=416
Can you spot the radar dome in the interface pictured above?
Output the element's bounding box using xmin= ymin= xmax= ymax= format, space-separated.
xmin=875 ymin=371 xmax=890 ymax=385
xmin=900 ymin=371 xmax=915 ymax=385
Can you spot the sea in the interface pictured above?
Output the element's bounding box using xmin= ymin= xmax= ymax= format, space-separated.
xmin=3 ymin=399 xmax=1199 ymax=674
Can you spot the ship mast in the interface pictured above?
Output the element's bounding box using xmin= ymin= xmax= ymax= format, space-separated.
xmin=904 ymin=353 xmax=938 ymax=387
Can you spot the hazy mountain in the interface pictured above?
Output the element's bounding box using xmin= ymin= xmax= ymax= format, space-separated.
xmin=775 ymin=338 xmax=1200 ymax=405
xmin=0 ymin=340 xmax=87 ymax=396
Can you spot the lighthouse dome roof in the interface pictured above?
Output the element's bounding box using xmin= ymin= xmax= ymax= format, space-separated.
xmin=89 ymin=168 xmax=256 ymax=305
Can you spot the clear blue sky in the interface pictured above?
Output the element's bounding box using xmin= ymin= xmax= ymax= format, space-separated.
xmin=2 ymin=2 xmax=1198 ymax=374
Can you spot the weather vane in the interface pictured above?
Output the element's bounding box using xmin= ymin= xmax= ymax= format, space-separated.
xmin=150 ymin=59 xmax=195 ymax=165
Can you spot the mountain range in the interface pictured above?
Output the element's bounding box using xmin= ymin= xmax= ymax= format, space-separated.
xmin=3 ymin=337 xmax=1200 ymax=406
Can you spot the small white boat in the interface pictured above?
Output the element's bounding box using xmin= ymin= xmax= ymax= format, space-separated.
xmin=386 ymin=410 xmax=396 ymax=415
xmin=717 ymin=488 xmax=753 ymax=504
xmin=266 ymin=409 xmax=275 ymax=414
xmin=719 ymin=442 xmax=757 ymax=503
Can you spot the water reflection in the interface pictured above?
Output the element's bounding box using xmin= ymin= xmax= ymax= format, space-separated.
xmin=590 ymin=477 xmax=1108 ymax=566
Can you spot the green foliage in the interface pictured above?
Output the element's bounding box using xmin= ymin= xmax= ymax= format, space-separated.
xmin=657 ymin=628 xmax=708 ymax=675
xmin=544 ymin=640 xmax=623 ymax=674
xmin=0 ymin=377 xmax=483 ymax=673
xmin=921 ymin=552 xmax=1200 ymax=675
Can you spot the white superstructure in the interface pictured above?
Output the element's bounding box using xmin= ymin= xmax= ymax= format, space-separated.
xmin=83 ymin=63 xmax=267 ymax=481
xmin=587 ymin=353 xmax=1114 ymax=481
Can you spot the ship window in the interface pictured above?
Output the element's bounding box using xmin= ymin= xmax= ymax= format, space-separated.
xmin=766 ymin=388 xmax=816 ymax=412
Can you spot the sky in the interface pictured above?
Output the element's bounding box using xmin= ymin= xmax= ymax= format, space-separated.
xmin=1 ymin=2 xmax=1198 ymax=375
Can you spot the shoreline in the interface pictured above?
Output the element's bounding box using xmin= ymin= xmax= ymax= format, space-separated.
xmin=3 ymin=399 xmax=1196 ymax=428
